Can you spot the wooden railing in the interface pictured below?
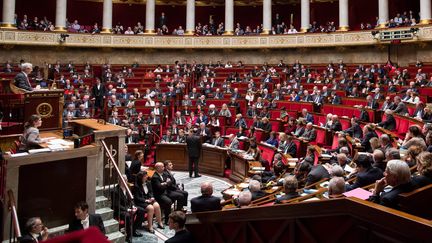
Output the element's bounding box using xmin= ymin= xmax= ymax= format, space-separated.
xmin=7 ymin=190 xmax=21 ymax=242
xmin=186 ymin=197 xmax=432 ymax=243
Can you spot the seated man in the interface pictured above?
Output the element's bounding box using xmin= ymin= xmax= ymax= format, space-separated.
xmin=275 ymin=176 xmax=300 ymax=204
xmin=249 ymin=180 xmax=266 ymax=201
xmin=151 ymin=162 xmax=174 ymax=224
xmin=166 ymin=211 xmax=197 ymax=243
xmin=191 ymin=182 xmax=222 ymax=213
xmin=299 ymin=123 xmax=317 ymax=142
xmin=328 ymin=177 xmax=346 ymax=198
xmin=163 ymin=160 xmax=188 ymax=211
xmin=111 ymin=175 xmax=144 ymax=241
xmin=211 ymin=131 xmax=225 ymax=147
xmin=346 ymin=154 xmax=383 ymax=191
xmin=14 ymin=62 xmax=33 ymax=91
xmin=237 ymin=190 xmax=252 ymax=208
xmin=20 ymin=217 xmax=49 ymax=243
xmin=368 ymin=160 xmax=414 ymax=209
xmin=68 ymin=201 xmax=105 ymax=234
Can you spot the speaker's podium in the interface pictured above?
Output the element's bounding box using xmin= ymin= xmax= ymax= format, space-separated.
xmin=0 ymin=80 xmax=64 ymax=134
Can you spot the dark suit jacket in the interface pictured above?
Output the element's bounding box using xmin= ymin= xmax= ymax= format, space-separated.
xmin=394 ymin=102 xmax=409 ymax=115
xmin=301 ymin=128 xmax=317 ymax=142
xmin=369 ymin=182 xmax=414 ymax=209
xmin=284 ymin=141 xmax=297 ymax=157
xmin=68 ymin=214 xmax=106 ymax=234
xmin=14 ymin=72 xmax=32 ymax=91
xmin=344 ymin=124 xmax=363 ymax=139
xmin=411 ymin=175 xmax=432 ymax=189
xmin=133 ymin=181 xmax=154 ymax=208
xmin=378 ymin=115 xmax=396 ymax=131
xmin=346 ymin=167 xmax=383 ymax=191
xmin=368 ymin=100 xmax=379 ymax=110
xmin=128 ymin=159 xmax=142 ymax=182
xmin=275 ymin=192 xmax=300 ymax=204
xmin=251 ymin=190 xmax=267 ymax=201
xmin=212 ymin=137 xmax=225 ymax=147
xmin=111 ymin=185 xmax=131 ymax=218
xmin=190 ymin=195 xmax=221 ymax=213
xmin=330 ymin=122 xmax=342 ymax=132
xmin=260 ymin=122 xmax=272 ymax=133
xmin=151 ymin=172 xmax=168 ymax=197
xmin=306 ymin=165 xmax=330 ymax=186
xmin=359 ymin=110 xmax=370 ymax=122
xmin=361 ymin=131 xmax=378 ymax=153
xmin=19 ymin=233 xmax=42 ymax=243
xmin=166 ymin=229 xmax=197 ymax=243
xmin=186 ymin=135 xmax=202 ymax=158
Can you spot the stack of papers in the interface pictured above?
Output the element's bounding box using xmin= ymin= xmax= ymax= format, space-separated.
xmin=28 ymin=148 xmax=51 ymax=154
xmin=343 ymin=188 xmax=373 ymax=200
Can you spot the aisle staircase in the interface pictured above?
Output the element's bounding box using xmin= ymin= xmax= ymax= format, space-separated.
xmin=49 ymin=186 xmax=125 ymax=243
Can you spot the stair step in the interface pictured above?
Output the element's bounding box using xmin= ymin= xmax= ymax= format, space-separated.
xmin=96 ymin=196 xmax=110 ymax=209
xmin=96 ymin=207 xmax=114 ymax=221
xmin=104 ymin=219 xmax=120 ymax=234
xmin=48 ymin=224 xmax=69 ymax=238
xmin=107 ymin=231 xmax=126 ymax=243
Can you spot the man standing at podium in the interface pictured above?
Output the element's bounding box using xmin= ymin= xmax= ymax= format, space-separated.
xmin=186 ymin=131 xmax=202 ymax=178
xmin=14 ymin=62 xmax=33 ymax=91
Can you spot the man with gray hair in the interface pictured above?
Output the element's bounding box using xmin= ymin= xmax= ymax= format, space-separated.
xmin=249 ymin=180 xmax=266 ymax=201
xmin=238 ymin=191 xmax=252 ymax=208
xmin=14 ymin=62 xmax=33 ymax=91
xmin=20 ymin=217 xmax=49 ymax=243
xmin=328 ymin=177 xmax=346 ymax=197
xmin=379 ymin=134 xmax=393 ymax=153
xmin=190 ymin=182 xmax=221 ymax=213
xmin=275 ymin=175 xmax=300 ymax=204
xmin=369 ymin=160 xmax=413 ymax=209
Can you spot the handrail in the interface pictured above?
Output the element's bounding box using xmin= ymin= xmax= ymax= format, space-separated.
xmin=100 ymin=139 xmax=133 ymax=200
xmin=7 ymin=189 xmax=22 ymax=238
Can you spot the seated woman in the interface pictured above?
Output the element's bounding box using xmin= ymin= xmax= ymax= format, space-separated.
xmin=19 ymin=115 xmax=43 ymax=152
xmin=133 ymin=171 xmax=164 ymax=233
xmin=368 ymin=160 xmax=414 ymax=209
xmin=128 ymin=150 xmax=144 ymax=183
xmin=246 ymin=144 xmax=262 ymax=162
xmin=412 ymin=152 xmax=432 ymax=188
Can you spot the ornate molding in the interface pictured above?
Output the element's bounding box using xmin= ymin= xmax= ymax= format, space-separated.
xmin=1 ymin=27 xmax=432 ymax=49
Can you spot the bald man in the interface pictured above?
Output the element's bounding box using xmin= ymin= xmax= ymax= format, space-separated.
xmin=190 ymin=182 xmax=222 ymax=213
xmin=151 ymin=162 xmax=174 ymax=224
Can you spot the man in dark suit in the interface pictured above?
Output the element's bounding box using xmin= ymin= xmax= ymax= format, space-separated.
xmin=361 ymin=125 xmax=378 ymax=153
xmin=111 ymin=178 xmax=144 ymax=241
xmin=20 ymin=217 xmax=49 ymax=243
xmin=151 ymin=162 xmax=174 ymax=224
xmin=186 ymin=132 xmax=202 ymax=178
xmin=166 ymin=211 xmax=197 ymax=243
xmin=275 ymin=176 xmax=300 ymax=204
xmin=299 ymin=123 xmax=317 ymax=142
xmin=329 ymin=115 xmax=342 ymax=132
xmin=91 ymin=78 xmax=106 ymax=115
xmin=306 ymin=164 xmax=330 ymax=186
xmin=392 ymin=96 xmax=409 ymax=115
xmin=343 ymin=118 xmax=363 ymax=139
xmin=378 ymin=110 xmax=397 ymax=131
xmin=368 ymin=160 xmax=413 ymax=209
xmin=211 ymin=131 xmax=225 ymax=147
xmin=14 ymin=62 xmax=33 ymax=91
xmin=346 ymin=154 xmax=383 ymax=191
xmin=68 ymin=201 xmax=105 ymax=234
xmin=191 ymin=182 xmax=222 ymax=213
xmin=164 ymin=160 xmax=188 ymax=211
xmin=159 ymin=12 xmax=167 ymax=28
xmin=366 ymin=95 xmax=379 ymax=110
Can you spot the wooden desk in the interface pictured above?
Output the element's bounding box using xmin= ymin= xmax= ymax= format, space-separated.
xmin=201 ymin=145 xmax=227 ymax=177
xmin=2 ymin=141 xmax=99 ymax=241
xmin=229 ymin=151 xmax=253 ymax=183
xmin=155 ymin=143 xmax=188 ymax=171
xmin=70 ymin=119 xmax=127 ymax=187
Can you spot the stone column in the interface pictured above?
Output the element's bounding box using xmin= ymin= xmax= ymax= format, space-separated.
xmin=54 ymin=0 xmax=67 ymax=31
xmin=145 ymin=0 xmax=156 ymax=34
xmin=377 ymin=0 xmax=389 ymax=28
xmin=224 ymin=0 xmax=234 ymax=35
xmin=300 ymin=0 xmax=310 ymax=32
xmin=186 ymin=0 xmax=195 ymax=35
xmin=101 ymin=0 xmax=112 ymax=33
xmin=262 ymin=0 xmax=272 ymax=34
xmin=420 ymin=0 xmax=432 ymax=25
xmin=338 ymin=0 xmax=349 ymax=31
xmin=1 ymin=0 xmax=16 ymax=29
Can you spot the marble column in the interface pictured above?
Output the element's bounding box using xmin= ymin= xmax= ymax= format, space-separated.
xmin=420 ymin=0 xmax=432 ymax=25
xmin=101 ymin=0 xmax=112 ymax=33
xmin=338 ymin=0 xmax=349 ymax=31
xmin=262 ymin=0 xmax=272 ymax=34
xmin=186 ymin=0 xmax=195 ymax=35
xmin=377 ymin=0 xmax=389 ymax=28
xmin=300 ymin=0 xmax=310 ymax=32
xmin=224 ymin=0 xmax=234 ymax=35
xmin=1 ymin=0 xmax=16 ymax=28
xmin=145 ymin=0 xmax=156 ymax=34
xmin=54 ymin=0 xmax=67 ymax=31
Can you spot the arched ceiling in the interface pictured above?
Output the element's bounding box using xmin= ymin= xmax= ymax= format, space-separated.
xmin=78 ymin=0 xmax=338 ymax=7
